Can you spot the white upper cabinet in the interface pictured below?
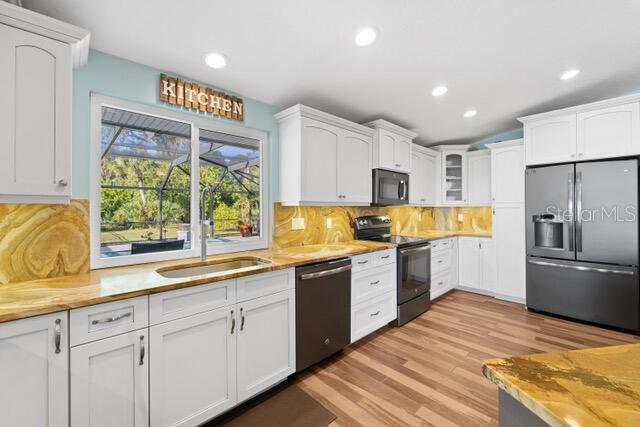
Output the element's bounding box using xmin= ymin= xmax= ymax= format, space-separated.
xmin=0 ymin=312 xmax=69 ymax=427
xmin=577 ymin=102 xmax=640 ymax=160
xmin=364 ymin=119 xmax=417 ymax=174
xmin=410 ymin=146 xmax=437 ymax=205
xmin=466 ymin=151 xmax=491 ymax=206
xmin=523 ymin=114 xmax=576 ymax=165
xmin=441 ymin=149 xmax=467 ymax=205
xmin=0 ymin=4 xmax=89 ymax=203
xmin=520 ymin=94 xmax=640 ymax=166
xmin=489 ymin=140 xmax=525 ymax=204
xmin=276 ymin=105 xmax=373 ymax=206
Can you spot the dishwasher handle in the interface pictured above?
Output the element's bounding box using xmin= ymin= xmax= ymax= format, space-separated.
xmin=300 ymin=264 xmax=352 ymax=280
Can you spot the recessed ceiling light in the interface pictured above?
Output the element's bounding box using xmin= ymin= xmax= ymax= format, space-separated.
xmin=432 ymin=85 xmax=448 ymax=97
xmin=560 ymin=69 xmax=580 ymax=80
xmin=355 ymin=27 xmax=378 ymax=46
xmin=204 ymin=52 xmax=227 ymax=69
xmin=463 ymin=109 xmax=477 ymax=118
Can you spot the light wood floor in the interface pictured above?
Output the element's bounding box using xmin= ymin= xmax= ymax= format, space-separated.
xmin=294 ymin=290 xmax=640 ymax=426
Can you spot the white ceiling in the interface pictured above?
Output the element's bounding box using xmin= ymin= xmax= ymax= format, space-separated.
xmin=24 ymin=0 xmax=640 ymax=145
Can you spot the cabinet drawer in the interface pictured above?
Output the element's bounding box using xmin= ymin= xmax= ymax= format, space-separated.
xmin=432 ymin=251 xmax=452 ymax=275
xmin=351 ymin=253 xmax=374 ymax=272
xmin=149 ymin=279 xmax=236 ymax=325
xmin=431 ymin=271 xmax=450 ymax=294
xmin=352 ymin=264 xmax=396 ymax=305
xmin=237 ymin=269 xmax=294 ymax=302
xmin=70 ymin=296 xmax=148 ymax=346
xmin=373 ymin=249 xmax=396 ymax=266
xmin=431 ymin=238 xmax=453 ymax=253
xmin=351 ymin=291 xmax=396 ymax=343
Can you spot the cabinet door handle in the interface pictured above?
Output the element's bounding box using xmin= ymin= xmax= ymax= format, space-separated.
xmin=139 ymin=335 xmax=145 ymax=366
xmin=370 ymin=311 xmax=381 ymax=317
xmin=357 ymin=260 xmax=369 ymax=265
xmin=57 ymin=179 xmax=68 ymax=187
xmin=91 ymin=311 xmax=132 ymax=325
xmin=370 ymin=280 xmax=380 ymax=285
xmin=380 ymin=255 xmax=390 ymax=259
xmin=240 ymin=308 xmax=245 ymax=331
xmin=230 ymin=310 xmax=236 ymax=334
xmin=54 ymin=318 xmax=62 ymax=354
xmin=438 ymin=260 xmax=443 ymax=264
xmin=395 ymin=163 xmax=401 ymax=167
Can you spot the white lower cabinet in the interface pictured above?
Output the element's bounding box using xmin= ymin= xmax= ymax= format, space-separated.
xmin=71 ymin=330 xmax=148 ymax=427
xmin=493 ymin=204 xmax=526 ymax=301
xmin=0 ymin=312 xmax=69 ymax=427
xmin=150 ymin=307 xmax=236 ymax=427
xmin=237 ymin=289 xmax=296 ymax=402
xmin=458 ymin=237 xmax=496 ymax=294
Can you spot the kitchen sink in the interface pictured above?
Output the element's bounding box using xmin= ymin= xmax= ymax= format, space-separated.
xmin=157 ymin=257 xmax=270 ymax=279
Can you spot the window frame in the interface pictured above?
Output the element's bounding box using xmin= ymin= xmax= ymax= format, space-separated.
xmin=90 ymin=94 xmax=270 ymax=269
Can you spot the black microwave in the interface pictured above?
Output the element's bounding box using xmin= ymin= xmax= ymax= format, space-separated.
xmin=372 ymin=169 xmax=409 ymax=206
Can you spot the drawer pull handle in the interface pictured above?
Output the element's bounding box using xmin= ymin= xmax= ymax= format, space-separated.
xmin=357 ymin=260 xmax=369 ymax=265
xmin=91 ymin=312 xmax=132 ymax=325
xmin=139 ymin=335 xmax=145 ymax=366
xmin=438 ymin=260 xmax=443 ymax=264
xmin=370 ymin=280 xmax=380 ymax=285
xmin=240 ymin=308 xmax=245 ymax=331
xmin=370 ymin=311 xmax=381 ymax=317
xmin=438 ymin=281 xmax=444 ymax=285
xmin=230 ymin=310 xmax=236 ymax=334
xmin=54 ymin=318 xmax=62 ymax=354
xmin=380 ymin=255 xmax=390 ymax=259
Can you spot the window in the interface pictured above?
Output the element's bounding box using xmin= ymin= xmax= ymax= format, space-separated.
xmin=91 ymin=95 xmax=269 ymax=268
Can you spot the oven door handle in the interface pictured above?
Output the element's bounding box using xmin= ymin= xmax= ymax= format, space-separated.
xmin=399 ymin=245 xmax=431 ymax=255
xmin=300 ymin=264 xmax=352 ymax=280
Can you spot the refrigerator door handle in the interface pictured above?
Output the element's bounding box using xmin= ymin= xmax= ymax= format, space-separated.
xmin=576 ymin=171 xmax=583 ymax=252
xmin=528 ymin=259 xmax=634 ymax=276
xmin=567 ymin=172 xmax=574 ymax=252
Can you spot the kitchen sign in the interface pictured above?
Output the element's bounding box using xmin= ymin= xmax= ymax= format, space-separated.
xmin=159 ymin=74 xmax=244 ymax=121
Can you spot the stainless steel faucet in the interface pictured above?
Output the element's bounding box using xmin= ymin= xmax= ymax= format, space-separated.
xmin=200 ymin=186 xmax=215 ymax=261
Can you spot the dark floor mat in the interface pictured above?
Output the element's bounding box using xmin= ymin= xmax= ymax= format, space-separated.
xmin=206 ymin=381 xmax=336 ymax=427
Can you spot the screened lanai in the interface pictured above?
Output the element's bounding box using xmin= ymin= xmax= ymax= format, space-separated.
xmin=100 ymin=106 xmax=261 ymax=258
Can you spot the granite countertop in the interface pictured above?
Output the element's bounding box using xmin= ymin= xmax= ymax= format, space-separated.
xmin=0 ymin=240 xmax=394 ymax=323
xmin=413 ymin=230 xmax=492 ymax=240
xmin=483 ymin=344 xmax=640 ymax=426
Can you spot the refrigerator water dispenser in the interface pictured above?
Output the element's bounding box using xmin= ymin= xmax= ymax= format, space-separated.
xmin=533 ymin=214 xmax=563 ymax=248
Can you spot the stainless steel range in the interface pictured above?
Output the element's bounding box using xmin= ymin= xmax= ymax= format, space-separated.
xmin=354 ymin=215 xmax=431 ymax=325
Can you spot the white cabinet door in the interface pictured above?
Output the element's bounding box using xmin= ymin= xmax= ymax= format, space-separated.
xmin=524 ymin=114 xmax=576 ymax=165
xmin=458 ymin=237 xmax=480 ymax=289
xmin=237 ymin=290 xmax=295 ymax=402
xmin=442 ymin=152 xmax=467 ymax=205
xmin=467 ymin=152 xmax=491 ymax=205
xmin=491 ymin=144 xmax=524 ymax=203
xmin=378 ymin=129 xmax=398 ymax=170
xmin=0 ymin=312 xmax=68 ymax=427
xmin=150 ymin=307 xmax=236 ymax=427
xmin=338 ymin=130 xmax=372 ymax=204
xmin=410 ymin=151 xmax=426 ymax=205
xmin=577 ymin=102 xmax=640 ymax=161
xmin=0 ymin=25 xmax=72 ymax=201
xmin=394 ymin=138 xmax=412 ymax=172
xmin=479 ymin=238 xmax=497 ymax=293
xmin=493 ymin=205 xmax=526 ymax=301
xmin=301 ymin=117 xmax=339 ymax=203
xmin=71 ymin=330 xmax=148 ymax=427
xmin=423 ymin=151 xmax=437 ymax=205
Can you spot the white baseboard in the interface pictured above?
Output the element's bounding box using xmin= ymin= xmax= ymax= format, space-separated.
xmin=494 ymin=293 xmax=526 ymax=304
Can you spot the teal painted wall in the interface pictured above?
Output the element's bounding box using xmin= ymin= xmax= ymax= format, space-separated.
xmin=470 ymin=128 xmax=523 ymax=150
xmin=73 ymin=49 xmax=281 ymax=199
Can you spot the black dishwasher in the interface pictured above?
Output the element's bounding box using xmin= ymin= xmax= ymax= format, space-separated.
xmin=295 ymin=258 xmax=351 ymax=372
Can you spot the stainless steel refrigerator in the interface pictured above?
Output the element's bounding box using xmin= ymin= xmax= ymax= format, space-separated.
xmin=525 ymin=159 xmax=639 ymax=331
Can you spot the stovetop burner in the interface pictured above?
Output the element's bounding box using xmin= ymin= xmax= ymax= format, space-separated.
xmin=353 ymin=215 xmax=430 ymax=248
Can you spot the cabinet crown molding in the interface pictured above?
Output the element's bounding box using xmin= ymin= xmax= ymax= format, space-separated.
xmin=486 ymin=138 xmax=523 ymax=150
xmin=362 ymin=119 xmax=418 ymax=139
xmin=430 ymin=144 xmax=472 ymax=152
xmin=518 ymin=93 xmax=640 ymax=124
xmin=412 ymin=144 xmax=437 ymax=155
xmin=274 ymin=104 xmax=374 ymax=136
xmin=0 ymin=2 xmax=90 ymax=68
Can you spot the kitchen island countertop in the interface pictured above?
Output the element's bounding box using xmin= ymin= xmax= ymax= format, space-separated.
xmin=483 ymin=343 xmax=640 ymax=426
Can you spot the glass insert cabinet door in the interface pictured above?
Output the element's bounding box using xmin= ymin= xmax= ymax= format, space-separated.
xmin=443 ymin=153 xmax=466 ymax=204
